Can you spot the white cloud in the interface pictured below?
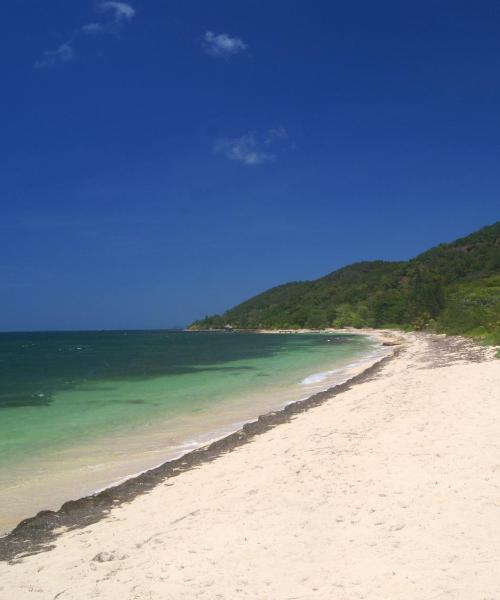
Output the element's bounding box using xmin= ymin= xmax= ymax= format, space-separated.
xmin=99 ymin=2 xmax=136 ymax=23
xmin=214 ymin=133 xmax=275 ymax=166
xmin=35 ymin=43 xmax=74 ymax=69
xmin=214 ymin=128 xmax=292 ymax=166
xmin=81 ymin=22 xmax=105 ymax=35
xmin=36 ymin=2 xmax=136 ymax=69
xmin=84 ymin=2 xmax=135 ymax=34
xmin=265 ymin=126 xmax=288 ymax=144
xmin=203 ymin=31 xmax=247 ymax=58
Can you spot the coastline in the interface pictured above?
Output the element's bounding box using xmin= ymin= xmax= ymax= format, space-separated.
xmin=0 ymin=329 xmax=382 ymax=537
xmin=1 ymin=330 xmax=498 ymax=599
xmin=0 ymin=329 xmax=398 ymax=561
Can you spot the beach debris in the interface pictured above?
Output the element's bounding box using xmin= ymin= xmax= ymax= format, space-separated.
xmin=92 ymin=551 xmax=115 ymax=563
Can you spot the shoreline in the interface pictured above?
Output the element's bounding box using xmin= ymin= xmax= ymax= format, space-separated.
xmin=0 ymin=329 xmax=382 ymax=537
xmin=1 ymin=330 xmax=498 ymax=598
xmin=91 ymin=330 xmax=390 ymax=493
xmin=0 ymin=329 xmax=400 ymax=562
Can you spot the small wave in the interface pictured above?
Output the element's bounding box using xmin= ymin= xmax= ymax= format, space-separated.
xmin=301 ymin=370 xmax=338 ymax=385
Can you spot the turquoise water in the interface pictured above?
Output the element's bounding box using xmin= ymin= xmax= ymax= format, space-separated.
xmin=0 ymin=330 xmax=382 ymax=533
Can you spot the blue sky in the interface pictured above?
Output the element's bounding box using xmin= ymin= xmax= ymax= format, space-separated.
xmin=1 ymin=1 xmax=499 ymax=330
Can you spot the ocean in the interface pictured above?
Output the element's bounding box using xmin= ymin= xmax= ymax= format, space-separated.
xmin=0 ymin=330 xmax=385 ymax=534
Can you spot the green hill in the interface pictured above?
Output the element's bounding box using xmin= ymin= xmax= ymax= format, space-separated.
xmin=190 ymin=222 xmax=500 ymax=345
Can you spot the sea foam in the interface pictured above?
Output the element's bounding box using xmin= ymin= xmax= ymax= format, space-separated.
xmin=301 ymin=369 xmax=339 ymax=385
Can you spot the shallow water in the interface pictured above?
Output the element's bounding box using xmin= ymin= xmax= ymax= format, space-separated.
xmin=0 ymin=330 xmax=385 ymax=534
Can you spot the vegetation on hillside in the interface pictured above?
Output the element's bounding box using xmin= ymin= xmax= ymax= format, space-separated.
xmin=190 ymin=222 xmax=500 ymax=345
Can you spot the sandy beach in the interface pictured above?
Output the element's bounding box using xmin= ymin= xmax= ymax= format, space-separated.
xmin=1 ymin=330 xmax=499 ymax=599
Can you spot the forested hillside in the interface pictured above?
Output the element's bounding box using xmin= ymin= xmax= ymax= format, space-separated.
xmin=190 ymin=222 xmax=500 ymax=344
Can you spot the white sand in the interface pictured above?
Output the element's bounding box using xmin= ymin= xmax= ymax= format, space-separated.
xmin=1 ymin=332 xmax=499 ymax=599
